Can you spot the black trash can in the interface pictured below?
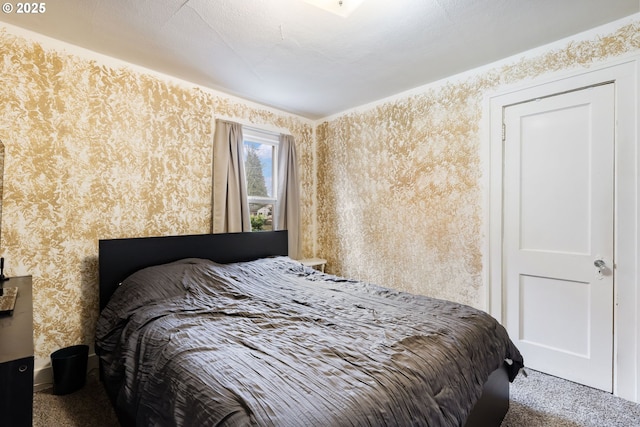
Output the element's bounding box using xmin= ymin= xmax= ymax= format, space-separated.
xmin=51 ymin=344 xmax=89 ymax=395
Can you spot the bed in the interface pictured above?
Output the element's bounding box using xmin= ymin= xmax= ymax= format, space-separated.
xmin=95 ymin=231 xmax=523 ymax=426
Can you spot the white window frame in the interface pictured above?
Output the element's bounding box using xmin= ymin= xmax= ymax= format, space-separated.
xmin=243 ymin=127 xmax=279 ymax=230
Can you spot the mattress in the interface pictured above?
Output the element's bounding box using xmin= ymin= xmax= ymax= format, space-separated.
xmin=95 ymin=256 xmax=523 ymax=426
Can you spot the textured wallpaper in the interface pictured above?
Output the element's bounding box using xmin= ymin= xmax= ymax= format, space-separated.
xmin=317 ymin=20 xmax=640 ymax=307
xmin=0 ymin=28 xmax=314 ymax=367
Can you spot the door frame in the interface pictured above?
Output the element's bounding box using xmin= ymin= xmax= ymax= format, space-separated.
xmin=486 ymin=60 xmax=638 ymax=402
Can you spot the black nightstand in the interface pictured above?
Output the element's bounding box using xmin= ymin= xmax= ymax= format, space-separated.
xmin=0 ymin=276 xmax=34 ymax=427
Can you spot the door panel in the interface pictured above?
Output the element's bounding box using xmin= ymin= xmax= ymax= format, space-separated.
xmin=518 ymin=103 xmax=591 ymax=254
xmin=503 ymin=84 xmax=614 ymax=392
xmin=520 ymin=275 xmax=590 ymax=356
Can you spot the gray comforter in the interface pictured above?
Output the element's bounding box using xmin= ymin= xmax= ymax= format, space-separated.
xmin=95 ymin=257 xmax=523 ymax=426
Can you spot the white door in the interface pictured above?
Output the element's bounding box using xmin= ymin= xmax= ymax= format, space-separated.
xmin=503 ymin=83 xmax=614 ymax=392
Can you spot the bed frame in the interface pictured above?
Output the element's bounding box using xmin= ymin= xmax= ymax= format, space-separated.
xmin=97 ymin=231 xmax=509 ymax=426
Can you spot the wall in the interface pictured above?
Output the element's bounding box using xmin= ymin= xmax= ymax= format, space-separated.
xmin=0 ymin=25 xmax=315 ymax=372
xmin=317 ymin=17 xmax=640 ymax=309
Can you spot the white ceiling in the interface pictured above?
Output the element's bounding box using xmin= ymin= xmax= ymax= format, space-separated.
xmin=1 ymin=0 xmax=638 ymax=119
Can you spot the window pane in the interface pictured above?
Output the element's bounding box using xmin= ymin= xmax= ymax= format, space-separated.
xmin=249 ymin=203 xmax=273 ymax=231
xmin=244 ymin=141 xmax=275 ymax=198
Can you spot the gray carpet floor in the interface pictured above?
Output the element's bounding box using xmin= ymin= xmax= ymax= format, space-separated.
xmin=33 ymin=369 xmax=640 ymax=426
xmin=33 ymin=370 xmax=119 ymax=427
xmin=502 ymin=369 xmax=640 ymax=426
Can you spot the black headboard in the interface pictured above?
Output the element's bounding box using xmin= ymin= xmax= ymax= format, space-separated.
xmin=98 ymin=231 xmax=288 ymax=310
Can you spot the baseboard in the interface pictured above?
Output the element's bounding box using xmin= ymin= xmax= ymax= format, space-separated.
xmin=33 ymin=352 xmax=99 ymax=392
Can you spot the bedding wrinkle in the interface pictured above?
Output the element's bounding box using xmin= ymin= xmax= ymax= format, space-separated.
xmin=96 ymin=257 xmax=523 ymax=426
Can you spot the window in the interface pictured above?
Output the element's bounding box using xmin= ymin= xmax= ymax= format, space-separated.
xmin=243 ymin=127 xmax=279 ymax=231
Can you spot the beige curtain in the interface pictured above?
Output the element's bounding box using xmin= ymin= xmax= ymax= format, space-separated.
xmin=212 ymin=120 xmax=251 ymax=233
xmin=275 ymin=134 xmax=301 ymax=259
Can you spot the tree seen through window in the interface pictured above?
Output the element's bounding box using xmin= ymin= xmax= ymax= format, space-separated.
xmin=243 ymin=130 xmax=278 ymax=231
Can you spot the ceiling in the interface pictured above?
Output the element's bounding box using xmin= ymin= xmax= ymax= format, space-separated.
xmin=1 ymin=0 xmax=638 ymax=119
